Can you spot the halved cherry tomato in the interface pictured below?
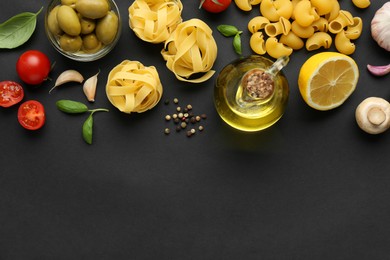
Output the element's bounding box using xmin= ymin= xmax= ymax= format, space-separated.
xmin=0 ymin=81 xmax=24 ymax=107
xmin=16 ymin=50 xmax=51 ymax=85
xmin=17 ymin=100 xmax=46 ymax=130
xmin=199 ymin=0 xmax=232 ymax=13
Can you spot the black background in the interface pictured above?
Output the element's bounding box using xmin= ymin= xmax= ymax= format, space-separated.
xmin=1 ymin=0 xmax=390 ymax=259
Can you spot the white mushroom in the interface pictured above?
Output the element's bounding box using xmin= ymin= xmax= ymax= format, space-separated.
xmin=355 ymin=97 xmax=390 ymax=134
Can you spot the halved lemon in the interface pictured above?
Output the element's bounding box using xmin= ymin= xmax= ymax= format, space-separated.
xmin=298 ymin=52 xmax=359 ymax=111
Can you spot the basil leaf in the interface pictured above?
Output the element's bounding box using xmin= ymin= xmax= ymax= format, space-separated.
xmin=0 ymin=7 xmax=43 ymax=49
xmin=233 ymin=33 xmax=242 ymax=55
xmin=217 ymin=25 xmax=239 ymax=37
xmin=82 ymin=114 xmax=94 ymax=145
xmin=56 ymin=100 xmax=89 ymax=114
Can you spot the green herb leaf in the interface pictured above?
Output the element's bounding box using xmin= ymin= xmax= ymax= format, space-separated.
xmin=0 ymin=7 xmax=43 ymax=49
xmin=56 ymin=100 xmax=89 ymax=114
xmin=217 ymin=25 xmax=239 ymax=37
xmin=82 ymin=114 xmax=94 ymax=145
xmin=233 ymin=33 xmax=242 ymax=55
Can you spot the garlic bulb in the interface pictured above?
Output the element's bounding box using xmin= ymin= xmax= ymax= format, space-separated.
xmin=371 ymin=2 xmax=390 ymax=51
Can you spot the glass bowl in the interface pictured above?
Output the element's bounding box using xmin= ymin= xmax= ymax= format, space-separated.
xmin=45 ymin=0 xmax=121 ymax=62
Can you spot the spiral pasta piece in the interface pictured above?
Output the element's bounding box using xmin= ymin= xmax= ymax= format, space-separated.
xmin=129 ymin=0 xmax=183 ymax=44
xmin=106 ymin=60 xmax=163 ymax=114
xmin=161 ymin=19 xmax=217 ymax=83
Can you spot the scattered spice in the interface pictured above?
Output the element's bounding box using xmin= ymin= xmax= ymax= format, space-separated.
xmin=163 ymin=97 xmax=207 ymax=137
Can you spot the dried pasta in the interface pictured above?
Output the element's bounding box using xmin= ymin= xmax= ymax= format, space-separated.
xmin=265 ymin=37 xmax=293 ymax=58
xmin=161 ymin=19 xmax=217 ymax=83
xmin=264 ymin=17 xmax=291 ymax=37
xmin=305 ymin=32 xmax=332 ymax=51
xmin=260 ymin=0 xmax=294 ymax=22
xmin=335 ymin=31 xmax=356 ymax=55
xmin=279 ymin=31 xmax=304 ymax=50
xmin=128 ymin=0 xmax=183 ymax=44
xmin=106 ymin=60 xmax=163 ymax=114
xmin=246 ymin=0 xmax=365 ymax=56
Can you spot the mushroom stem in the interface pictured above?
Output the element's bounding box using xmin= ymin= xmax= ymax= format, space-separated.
xmin=367 ymin=107 xmax=386 ymax=125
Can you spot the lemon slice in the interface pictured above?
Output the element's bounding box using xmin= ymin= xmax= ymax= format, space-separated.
xmin=298 ymin=52 xmax=359 ymax=110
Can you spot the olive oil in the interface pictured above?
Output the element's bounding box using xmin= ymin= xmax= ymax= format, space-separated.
xmin=214 ymin=55 xmax=289 ymax=132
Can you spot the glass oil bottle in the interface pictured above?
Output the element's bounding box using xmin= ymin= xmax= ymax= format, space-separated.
xmin=214 ymin=55 xmax=289 ymax=132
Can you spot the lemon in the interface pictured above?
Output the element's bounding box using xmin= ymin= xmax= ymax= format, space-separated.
xmin=298 ymin=52 xmax=359 ymax=111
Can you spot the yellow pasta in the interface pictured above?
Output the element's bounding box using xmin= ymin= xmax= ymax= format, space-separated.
xmin=265 ymin=37 xmax=293 ymax=59
xmin=344 ymin=17 xmax=363 ymax=40
xmin=293 ymin=0 xmax=319 ymax=27
xmin=305 ymin=32 xmax=332 ymax=51
xmin=279 ymin=31 xmax=304 ymax=50
xmin=248 ymin=16 xmax=270 ymax=34
xmin=335 ymin=30 xmax=356 ymax=55
xmin=325 ymin=0 xmax=340 ymax=21
xmin=264 ymin=17 xmax=291 ymax=37
xmin=312 ymin=17 xmax=329 ymax=32
xmin=329 ymin=10 xmax=354 ymax=34
xmin=250 ymin=32 xmax=266 ymax=55
xmin=234 ymin=0 xmax=253 ymax=11
xmin=128 ymin=0 xmax=183 ymax=44
xmin=246 ymin=0 xmax=364 ymax=58
xmin=310 ymin=0 xmax=336 ymax=16
xmin=260 ymin=0 xmax=293 ymax=22
xmin=291 ymin=21 xmax=315 ymax=38
xmin=352 ymin=0 xmax=370 ymax=9
xmin=161 ymin=19 xmax=217 ymax=83
xmin=106 ymin=60 xmax=163 ymax=114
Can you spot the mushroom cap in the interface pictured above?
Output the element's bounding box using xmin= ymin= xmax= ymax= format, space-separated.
xmin=355 ymin=97 xmax=390 ymax=134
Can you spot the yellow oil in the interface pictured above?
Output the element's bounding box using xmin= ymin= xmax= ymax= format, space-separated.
xmin=214 ymin=55 xmax=289 ymax=132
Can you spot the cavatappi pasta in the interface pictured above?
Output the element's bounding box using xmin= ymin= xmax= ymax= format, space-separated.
xmin=128 ymin=0 xmax=183 ymax=44
xmin=244 ymin=0 xmax=367 ymax=58
xmin=161 ymin=19 xmax=217 ymax=83
xmin=106 ymin=60 xmax=163 ymax=114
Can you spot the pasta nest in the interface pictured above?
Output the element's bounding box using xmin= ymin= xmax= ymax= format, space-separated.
xmin=129 ymin=0 xmax=183 ymax=44
xmin=106 ymin=60 xmax=163 ymax=114
xmin=161 ymin=18 xmax=218 ymax=83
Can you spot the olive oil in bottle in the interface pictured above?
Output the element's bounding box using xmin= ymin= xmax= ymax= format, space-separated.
xmin=214 ymin=55 xmax=289 ymax=132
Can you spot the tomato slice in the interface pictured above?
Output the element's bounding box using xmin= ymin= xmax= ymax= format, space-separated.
xmin=0 ymin=81 xmax=24 ymax=107
xmin=17 ymin=100 xmax=46 ymax=130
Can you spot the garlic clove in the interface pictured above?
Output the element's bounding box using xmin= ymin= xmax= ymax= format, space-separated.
xmin=367 ymin=64 xmax=390 ymax=76
xmin=83 ymin=70 xmax=100 ymax=102
xmin=49 ymin=70 xmax=84 ymax=94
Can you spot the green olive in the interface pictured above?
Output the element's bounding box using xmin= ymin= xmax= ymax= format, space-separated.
xmin=61 ymin=0 xmax=77 ymax=6
xmin=75 ymin=0 xmax=109 ymax=19
xmin=96 ymin=11 xmax=119 ymax=45
xmin=82 ymin=33 xmax=102 ymax=53
xmin=79 ymin=17 xmax=96 ymax=34
xmin=47 ymin=5 xmax=62 ymax=36
xmin=59 ymin=34 xmax=82 ymax=52
xmin=57 ymin=5 xmax=81 ymax=36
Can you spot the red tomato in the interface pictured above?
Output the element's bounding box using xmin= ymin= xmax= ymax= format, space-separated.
xmin=0 ymin=81 xmax=24 ymax=108
xmin=16 ymin=50 xmax=51 ymax=85
xmin=199 ymin=0 xmax=232 ymax=13
xmin=17 ymin=100 xmax=46 ymax=130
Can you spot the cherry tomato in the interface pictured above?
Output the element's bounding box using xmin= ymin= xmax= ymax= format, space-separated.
xmin=16 ymin=50 xmax=51 ymax=85
xmin=17 ymin=100 xmax=46 ymax=130
xmin=199 ymin=0 xmax=232 ymax=13
xmin=0 ymin=81 xmax=24 ymax=108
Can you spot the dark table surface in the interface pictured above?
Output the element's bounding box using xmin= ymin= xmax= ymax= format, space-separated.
xmin=1 ymin=0 xmax=390 ymax=259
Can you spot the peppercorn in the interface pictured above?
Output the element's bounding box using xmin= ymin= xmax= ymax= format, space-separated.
xmin=164 ymin=128 xmax=170 ymax=134
xmin=165 ymin=115 xmax=171 ymax=121
xmin=181 ymin=122 xmax=187 ymax=129
xmin=176 ymin=106 xmax=181 ymax=112
xmin=173 ymin=98 xmax=179 ymax=104
xmin=198 ymin=125 xmax=204 ymax=131
xmin=201 ymin=114 xmax=207 ymax=119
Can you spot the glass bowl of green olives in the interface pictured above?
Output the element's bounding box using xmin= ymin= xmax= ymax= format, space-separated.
xmin=45 ymin=0 xmax=121 ymax=62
